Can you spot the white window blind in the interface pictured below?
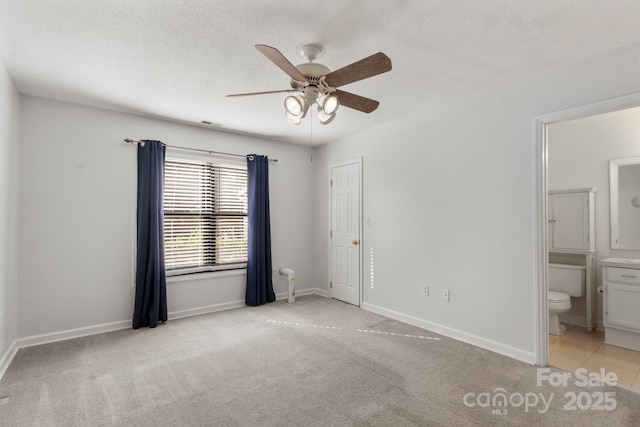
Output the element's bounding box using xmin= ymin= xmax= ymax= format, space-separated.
xmin=163 ymin=159 xmax=248 ymax=274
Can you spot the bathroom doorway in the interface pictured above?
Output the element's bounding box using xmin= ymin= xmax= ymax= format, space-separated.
xmin=536 ymin=96 xmax=640 ymax=393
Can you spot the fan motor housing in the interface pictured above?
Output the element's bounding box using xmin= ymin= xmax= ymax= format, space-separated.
xmin=291 ymin=62 xmax=331 ymax=90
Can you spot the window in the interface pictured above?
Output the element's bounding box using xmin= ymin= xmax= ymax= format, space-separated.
xmin=163 ymin=159 xmax=248 ymax=275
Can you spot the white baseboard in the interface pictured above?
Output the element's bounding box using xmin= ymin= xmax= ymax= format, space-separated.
xmin=560 ymin=314 xmax=604 ymax=331
xmin=276 ymin=287 xmax=330 ymax=301
xmin=8 ymin=292 xmax=535 ymax=375
xmin=169 ymin=299 xmax=245 ymax=320
xmin=298 ymin=288 xmax=329 ymax=298
xmin=18 ymin=319 xmax=131 ymax=348
xmin=16 ymin=293 xmax=332 ymax=350
xmin=0 ymin=339 xmax=18 ymax=381
xmin=275 ymin=291 xmax=289 ymax=301
xmin=362 ymin=302 xmax=537 ymax=365
xmin=18 ymin=300 xmax=249 ymax=348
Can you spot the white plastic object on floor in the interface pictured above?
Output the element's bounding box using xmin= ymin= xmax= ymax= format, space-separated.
xmin=279 ymin=268 xmax=296 ymax=303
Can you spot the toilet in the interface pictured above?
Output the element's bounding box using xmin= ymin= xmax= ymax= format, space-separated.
xmin=548 ymin=263 xmax=586 ymax=335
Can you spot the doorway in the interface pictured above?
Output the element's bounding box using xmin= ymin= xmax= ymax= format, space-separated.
xmin=535 ymin=93 xmax=640 ymax=370
xmin=543 ymin=106 xmax=640 ymax=392
xmin=329 ymin=159 xmax=362 ymax=306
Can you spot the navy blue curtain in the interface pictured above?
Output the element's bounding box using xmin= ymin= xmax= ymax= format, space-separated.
xmin=133 ymin=140 xmax=168 ymax=328
xmin=246 ymin=155 xmax=276 ymax=306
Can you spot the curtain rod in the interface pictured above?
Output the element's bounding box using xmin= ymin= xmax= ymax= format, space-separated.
xmin=124 ymin=139 xmax=277 ymax=163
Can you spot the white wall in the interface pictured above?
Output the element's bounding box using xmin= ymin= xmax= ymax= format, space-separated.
xmin=314 ymin=42 xmax=640 ymax=363
xmin=548 ymin=107 xmax=640 ymax=327
xmin=18 ymin=96 xmax=315 ymax=341
xmin=0 ymin=57 xmax=20 ymax=373
xmin=11 ymin=41 xmax=640 ymax=365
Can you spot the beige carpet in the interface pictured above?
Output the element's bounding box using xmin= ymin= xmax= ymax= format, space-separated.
xmin=1 ymin=295 xmax=639 ymax=426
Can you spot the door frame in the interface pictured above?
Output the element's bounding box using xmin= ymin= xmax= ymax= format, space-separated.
xmin=328 ymin=158 xmax=363 ymax=307
xmin=534 ymin=92 xmax=640 ymax=366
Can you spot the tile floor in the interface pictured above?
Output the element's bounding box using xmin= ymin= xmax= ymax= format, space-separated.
xmin=549 ymin=325 xmax=640 ymax=393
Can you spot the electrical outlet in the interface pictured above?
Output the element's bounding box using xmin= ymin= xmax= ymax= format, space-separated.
xmin=441 ymin=289 xmax=450 ymax=301
xmin=422 ymin=285 xmax=429 ymax=296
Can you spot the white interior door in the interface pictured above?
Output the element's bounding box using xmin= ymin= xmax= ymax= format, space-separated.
xmin=330 ymin=161 xmax=361 ymax=306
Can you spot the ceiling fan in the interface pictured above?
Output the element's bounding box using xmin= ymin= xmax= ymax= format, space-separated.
xmin=227 ymin=44 xmax=392 ymax=125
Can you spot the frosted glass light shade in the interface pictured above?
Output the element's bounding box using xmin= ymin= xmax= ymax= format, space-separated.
xmin=285 ymin=110 xmax=302 ymax=125
xmin=318 ymin=108 xmax=336 ymax=125
xmin=284 ymin=96 xmax=304 ymax=116
xmin=321 ymin=94 xmax=340 ymax=115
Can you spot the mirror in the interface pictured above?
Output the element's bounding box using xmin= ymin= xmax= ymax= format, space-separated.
xmin=610 ymin=157 xmax=640 ymax=249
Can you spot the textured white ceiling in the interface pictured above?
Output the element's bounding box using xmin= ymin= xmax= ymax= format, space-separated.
xmin=1 ymin=1 xmax=640 ymax=145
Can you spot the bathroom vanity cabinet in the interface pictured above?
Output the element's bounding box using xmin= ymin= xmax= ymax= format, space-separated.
xmin=601 ymin=259 xmax=640 ymax=351
xmin=548 ymin=188 xmax=597 ymax=332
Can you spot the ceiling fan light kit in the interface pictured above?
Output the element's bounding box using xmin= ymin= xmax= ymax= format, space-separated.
xmin=320 ymin=93 xmax=339 ymax=115
xmin=284 ymin=95 xmax=304 ymax=116
xmin=317 ymin=108 xmax=336 ymax=125
xmin=285 ymin=110 xmax=303 ymax=125
xmin=285 ymin=91 xmax=339 ymax=126
xmin=228 ymin=43 xmax=392 ymax=126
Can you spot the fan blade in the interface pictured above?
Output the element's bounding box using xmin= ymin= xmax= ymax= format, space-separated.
xmin=335 ymin=89 xmax=380 ymax=113
xmin=255 ymin=44 xmax=308 ymax=83
xmin=324 ymin=52 xmax=392 ymax=88
xmin=227 ymin=89 xmax=298 ymax=97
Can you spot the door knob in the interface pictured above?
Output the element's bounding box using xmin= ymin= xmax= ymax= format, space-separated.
xmin=352 ymin=239 xmax=359 ymax=245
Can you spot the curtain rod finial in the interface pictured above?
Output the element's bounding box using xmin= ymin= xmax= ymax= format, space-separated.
xmin=125 ymin=138 xmax=145 ymax=147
